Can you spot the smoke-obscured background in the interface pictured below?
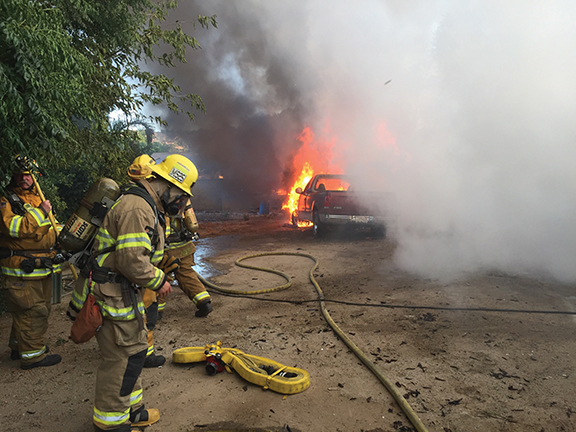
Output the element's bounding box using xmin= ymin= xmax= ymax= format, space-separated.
xmin=150 ymin=1 xmax=576 ymax=283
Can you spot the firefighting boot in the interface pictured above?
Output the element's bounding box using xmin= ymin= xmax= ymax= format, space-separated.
xmin=195 ymin=299 xmax=213 ymax=317
xmin=143 ymin=353 xmax=166 ymax=368
xmin=94 ymin=424 xmax=133 ymax=432
xmin=21 ymin=354 xmax=61 ymax=370
xmin=130 ymin=407 xmax=160 ymax=427
xmin=94 ymin=422 xmax=146 ymax=432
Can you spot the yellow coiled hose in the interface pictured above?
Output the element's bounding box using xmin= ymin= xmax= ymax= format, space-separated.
xmin=197 ymin=251 xmax=429 ymax=432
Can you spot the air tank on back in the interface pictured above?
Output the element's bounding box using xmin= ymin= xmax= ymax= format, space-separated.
xmin=183 ymin=204 xmax=199 ymax=233
xmin=58 ymin=178 xmax=121 ymax=254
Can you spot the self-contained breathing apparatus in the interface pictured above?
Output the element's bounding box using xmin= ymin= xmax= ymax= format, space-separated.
xmin=59 ymin=178 xmax=121 ymax=256
xmin=58 ymin=177 xmax=122 ymax=269
xmin=0 ymin=157 xmax=120 ymax=275
xmin=183 ymin=203 xmax=200 ymax=240
xmin=166 ymin=202 xmax=200 ymax=245
xmin=0 ymin=177 xmax=121 ymax=275
xmin=67 ymin=181 xmax=164 ymax=331
xmin=62 ymin=180 xmax=163 ymax=273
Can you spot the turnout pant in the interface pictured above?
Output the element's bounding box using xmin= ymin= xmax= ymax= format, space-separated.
xmin=93 ymin=318 xmax=148 ymax=431
xmin=142 ymin=289 xmax=158 ymax=357
xmin=166 ymin=244 xmax=210 ymax=307
xmin=3 ymin=275 xmax=52 ymax=366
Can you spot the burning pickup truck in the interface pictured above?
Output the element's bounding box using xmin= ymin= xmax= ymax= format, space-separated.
xmin=291 ymin=174 xmax=388 ymax=238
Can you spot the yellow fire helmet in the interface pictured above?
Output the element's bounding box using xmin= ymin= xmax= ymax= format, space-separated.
xmin=151 ymin=154 xmax=198 ymax=196
xmin=13 ymin=155 xmax=31 ymax=174
xmin=127 ymin=154 xmax=156 ymax=180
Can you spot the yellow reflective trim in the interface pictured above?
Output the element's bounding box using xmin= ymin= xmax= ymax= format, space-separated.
xmin=98 ymin=300 xmax=145 ymax=321
xmin=110 ymin=199 xmax=122 ymax=211
xmin=21 ymin=346 xmax=47 ymax=360
xmin=95 ymin=228 xmax=115 ymax=250
xmin=130 ymin=389 xmax=143 ymax=406
xmin=29 ymin=207 xmax=46 ymax=226
xmin=8 ymin=216 xmax=22 ymax=236
xmin=116 ymin=232 xmax=151 ymax=251
xmin=70 ymin=278 xmax=90 ymax=310
xmin=150 ymin=250 xmax=163 ymax=264
xmin=93 ymin=407 xmax=130 ymax=426
xmin=142 ymin=268 xmax=164 ymax=289
xmin=1 ymin=266 xmax=53 ymax=278
xmin=95 ymin=252 xmax=112 ymax=267
xmin=193 ymin=291 xmax=210 ymax=304
xmin=166 ymin=239 xmax=190 ymax=250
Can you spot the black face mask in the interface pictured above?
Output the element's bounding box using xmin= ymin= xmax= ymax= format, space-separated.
xmin=161 ymin=188 xmax=185 ymax=216
xmin=165 ymin=202 xmax=181 ymax=216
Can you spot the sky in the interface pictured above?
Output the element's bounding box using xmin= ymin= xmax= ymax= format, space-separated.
xmin=150 ymin=1 xmax=576 ymax=283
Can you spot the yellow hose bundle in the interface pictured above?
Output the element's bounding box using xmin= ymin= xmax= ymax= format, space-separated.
xmin=173 ymin=341 xmax=310 ymax=395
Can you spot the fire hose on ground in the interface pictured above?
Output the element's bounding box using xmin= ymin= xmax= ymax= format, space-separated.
xmin=197 ymin=251 xmax=430 ymax=432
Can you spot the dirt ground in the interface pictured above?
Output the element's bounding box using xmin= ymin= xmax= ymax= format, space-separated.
xmin=1 ymin=212 xmax=576 ymax=432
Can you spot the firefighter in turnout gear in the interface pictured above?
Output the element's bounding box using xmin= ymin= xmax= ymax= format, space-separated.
xmin=127 ymin=156 xmax=212 ymax=322
xmin=124 ymin=154 xmax=171 ymax=368
xmin=141 ymin=285 xmax=165 ymax=368
xmin=0 ymin=165 xmax=62 ymax=369
xmin=67 ymin=154 xmax=198 ymax=432
xmin=164 ymin=198 xmax=213 ymax=317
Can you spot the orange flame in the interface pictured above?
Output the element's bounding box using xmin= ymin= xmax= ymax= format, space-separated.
xmin=282 ymin=126 xmax=344 ymax=226
xmin=283 ymin=161 xmax=314 ymax=215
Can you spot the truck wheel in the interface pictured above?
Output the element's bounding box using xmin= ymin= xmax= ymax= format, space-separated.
xmin=313 ymin=210 xmax=326 ymax=238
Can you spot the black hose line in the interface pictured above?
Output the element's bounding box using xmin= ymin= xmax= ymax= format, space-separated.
xmin=207 ymin=289 xmax=576 ymax=315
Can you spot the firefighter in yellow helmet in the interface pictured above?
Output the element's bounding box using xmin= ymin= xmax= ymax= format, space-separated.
xmin=124 ymin=154 xmax=168 ymax=368
xmin=68 ymin=153 xmax=198 ymax=431
xmin=149 ymin=155 xmax=212 ymax=317
xmin=129 ymin=154 xmax=213 ymax=317
xmin=126 ymin=155 xmax=213 ymax=364
xmin=0 ymin=160 xmax=62 ymax=369
xmin=164 ymin=197 xmax=213 ymax=317
xmin=126 ymin=154 xmax=155 ymax=180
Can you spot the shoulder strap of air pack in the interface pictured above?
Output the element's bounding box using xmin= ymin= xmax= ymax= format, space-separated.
xmin=5 ymin=189 xmax=26 ymax=216
xmin=120 ymin=182 xmax=157 ymax=214
xmin=82 ymin=182 xmax=163 ymax=272
xmin=120 ymin=182 xmax=165 ymax=248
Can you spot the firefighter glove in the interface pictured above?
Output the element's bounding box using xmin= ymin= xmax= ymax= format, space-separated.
xmin=159 ymin=255 xmax=180 ymax=274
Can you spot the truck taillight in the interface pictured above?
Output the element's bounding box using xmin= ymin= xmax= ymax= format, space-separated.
xmin=324 ymin=195 xmax=331 ymax=207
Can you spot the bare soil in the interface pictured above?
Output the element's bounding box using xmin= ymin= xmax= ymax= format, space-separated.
xmin=1 ymin=212 xmax=576 ymax=432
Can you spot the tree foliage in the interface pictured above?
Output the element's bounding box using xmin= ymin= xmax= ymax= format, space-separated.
xmin=48 ymin=124 xmax=173 ymax=222
xmin=0 ymin=0 xmax=216 ymax=184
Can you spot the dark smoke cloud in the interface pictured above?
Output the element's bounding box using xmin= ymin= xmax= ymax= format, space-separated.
xmin=148 ymin=1 xmax=318 ymax=203
xmin=149 ymin=1 xmax=576 ymax=283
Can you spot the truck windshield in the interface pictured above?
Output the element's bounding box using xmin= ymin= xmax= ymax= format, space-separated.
xmin=315 ymin=177 xmax=350 ymax=191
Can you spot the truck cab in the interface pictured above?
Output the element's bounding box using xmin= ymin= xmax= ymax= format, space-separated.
xmin=296 ymin=174 xmax=351 ymax=222
xmin=292 ymin=174 xmax=387 ymax=238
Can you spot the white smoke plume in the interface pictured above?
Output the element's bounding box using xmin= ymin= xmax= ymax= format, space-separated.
xmin=155 ymin=1 xmax=576 ymax=282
